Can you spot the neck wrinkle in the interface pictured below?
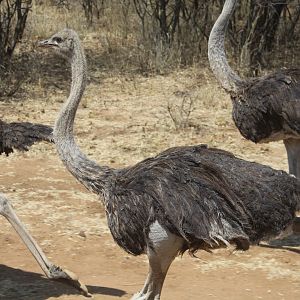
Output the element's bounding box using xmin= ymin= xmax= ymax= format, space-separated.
xmin=53 ymin=41 xmax=113 ymax=195
xmin=208 ymin=0 xmax=245 ymax=94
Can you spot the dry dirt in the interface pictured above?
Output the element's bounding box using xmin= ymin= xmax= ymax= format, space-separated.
xmin=0 ymin=67 xmax=299 ymax=300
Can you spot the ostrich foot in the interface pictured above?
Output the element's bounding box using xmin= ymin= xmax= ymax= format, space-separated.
xmin=48 ymin=264 xmax=91 ymax=297
xmin=131 ymin=291 xmax=159 ymax=300
xmin=0 ymin=195 xmax=91 ymax=297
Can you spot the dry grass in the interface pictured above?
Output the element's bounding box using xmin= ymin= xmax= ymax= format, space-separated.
xmin=27 ymin=2 xmax=87 ymax=38
xmin=0 ymin=61 xmax=287 ymax=170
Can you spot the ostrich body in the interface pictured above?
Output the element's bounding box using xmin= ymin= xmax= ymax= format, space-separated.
xmin=39 ymin=29 xmax=300 ymax=300
xmin=0 ymin=120 xmax=53 ymax=156
xmin=0 ymin=121 xmax=89 ymax=295
xmin=208 ymin=0 xmax=300 ymax=177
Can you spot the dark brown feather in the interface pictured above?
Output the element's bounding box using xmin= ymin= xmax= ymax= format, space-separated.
xmin=90 ymin=145 xmax=300 ymax=256
xmin=0 ymin=120 xmax=53 ymax=156
xmin=232 ymin=68 xmax=300 ymax=142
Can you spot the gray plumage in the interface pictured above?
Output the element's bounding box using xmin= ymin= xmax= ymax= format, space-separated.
xmin=208 ymin=0 xmax=300 ymax=177
xmin=232 ymin=69 xmax=300 ymax=143
xmin=106 ymin=144 xmax=299 ymax=255
xmin=0 ymin=120 xmax=53 ymax=156
xmin=39 ymin=29 xmax=300 ymax=300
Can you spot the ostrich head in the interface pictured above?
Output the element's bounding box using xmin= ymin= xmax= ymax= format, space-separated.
xmin=38 ymin=29 xmax=80 ymax=60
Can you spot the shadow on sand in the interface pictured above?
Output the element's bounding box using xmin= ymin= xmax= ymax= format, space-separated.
xmin=0 ymin=264 xmax=126 ymax=299
xmin=259 ymin=233 xmax=300 ymax=254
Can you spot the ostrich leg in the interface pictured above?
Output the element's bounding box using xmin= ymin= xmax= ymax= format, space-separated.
xmin=132 ymin=222 xmax=184 ymax=300
xmin=293 ymin=217 xmax=300 ymax=233
xmin=283 ymin=139 xmax=300 ymax=178
xmin=0 ymin=194 xmax=90 ymax=297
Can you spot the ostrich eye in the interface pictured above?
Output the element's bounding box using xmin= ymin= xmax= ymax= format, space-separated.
xmin=53 ymin=37 xmax=63 ymax=43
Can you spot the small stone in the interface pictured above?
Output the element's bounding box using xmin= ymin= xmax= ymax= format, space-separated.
xmin=78 ymin=230 xmax=86 ymax=238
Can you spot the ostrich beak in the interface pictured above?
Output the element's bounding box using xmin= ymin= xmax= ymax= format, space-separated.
xmin=38 ymin=39 xmax=57 ymax=48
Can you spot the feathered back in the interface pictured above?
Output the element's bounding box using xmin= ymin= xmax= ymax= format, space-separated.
xmin=233 ymin=69 xmax=300 ymax=143
xmin=0 ymin=120 xmax=53 ymax=156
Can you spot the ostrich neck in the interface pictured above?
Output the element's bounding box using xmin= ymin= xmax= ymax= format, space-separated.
xmin=208 ymin=0 xmax=245 ymax=94
xmin=54 ymin=44 xmax=112 ymax=195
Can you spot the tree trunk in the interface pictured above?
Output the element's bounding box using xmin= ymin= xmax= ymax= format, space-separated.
xmin=239 ymin=0 xmax=286 ymax=76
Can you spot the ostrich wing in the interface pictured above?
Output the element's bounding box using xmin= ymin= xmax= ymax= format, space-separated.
xmin=109 ymin=146 xmax=253 ymax=255
xmin=0 ymin=120 xmax=53 ymax=156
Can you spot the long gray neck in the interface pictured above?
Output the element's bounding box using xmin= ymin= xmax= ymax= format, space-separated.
xmin=208 ymin=0 xmax=245 ymax=94
xmin=54 ymin=39 xmax=112 ymax=195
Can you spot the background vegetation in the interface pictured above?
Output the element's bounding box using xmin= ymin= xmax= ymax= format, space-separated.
xmin=0 ymin=0 xmax=299 ymax=99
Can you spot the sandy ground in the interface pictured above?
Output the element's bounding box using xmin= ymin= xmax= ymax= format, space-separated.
xmin=0 ymin=67 xmax=299 ymax=300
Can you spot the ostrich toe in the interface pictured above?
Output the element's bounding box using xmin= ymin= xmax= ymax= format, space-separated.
xmin=49 ymin=265 xmax=91 ymax=297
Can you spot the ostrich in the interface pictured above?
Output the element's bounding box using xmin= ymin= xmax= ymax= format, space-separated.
xmin=208 ymin=0 xmax=300 ymax=177
xmin=0 ymin=120 xmax=89 ymax=296
xmin=39 ymin=29 xmax=300 ymax=300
